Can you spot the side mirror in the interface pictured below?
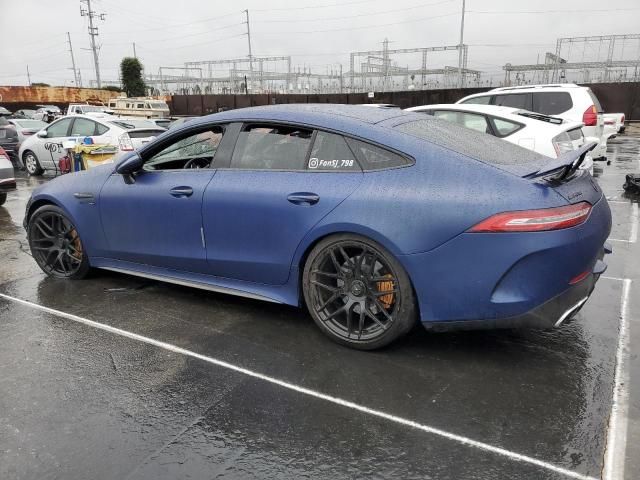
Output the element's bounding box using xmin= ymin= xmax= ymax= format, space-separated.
xmin=37 ymin=130 xmax=47 ymax=138
xmin=116 ymin=153 xmax=143 ymax=175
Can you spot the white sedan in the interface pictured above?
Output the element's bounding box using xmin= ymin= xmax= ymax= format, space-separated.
xmin=18 ymin=114 xmax=166 ymax=176
xmin=405 ymin=104 xmax=593 ymax=172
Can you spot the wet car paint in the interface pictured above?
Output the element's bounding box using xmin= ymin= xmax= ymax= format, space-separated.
xmin=1 ymin=131 xmax=639 ymax=479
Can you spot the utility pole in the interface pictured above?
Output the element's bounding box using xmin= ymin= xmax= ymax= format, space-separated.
xmin=457 ymin=0 xmax=466 ymax=88
xmin=80 ymin=0 xmax=105 ymax=88
xmin=26 ymin=65 xmax=31 ymax=86
xmin=243 ymin=9 xmax=253 ymax=93
xmin=133 ymin=42 xmax=137 ymax=59
xmin=67 ymin=32 xmax=81 ymax=87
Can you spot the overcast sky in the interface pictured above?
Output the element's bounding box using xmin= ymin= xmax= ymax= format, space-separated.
xmin=1 ymin=0 xmax=639 ymax=87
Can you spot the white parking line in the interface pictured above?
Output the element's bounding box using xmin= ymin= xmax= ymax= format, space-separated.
xmin=0 ymin=292 xmax=597 ymax=480
xmin=630 ymin=203 xmax=639 ymax=243
xmin=603 ymin=278 xmax=633 ymax=480
xmin=608 ymin=202 xmax=638 ymax=243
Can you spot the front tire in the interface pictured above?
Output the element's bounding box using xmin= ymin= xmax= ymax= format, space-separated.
xmin=27 ymin=205 xmax=91 ymax=279
xmin=23 ymin=150 xmax=43 ymax=176
xmin=303 ymin=234 xmax=417 ymax=350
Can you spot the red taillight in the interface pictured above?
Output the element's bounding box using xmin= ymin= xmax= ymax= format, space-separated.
xmin=621 ymin=114 xmax=625 ymax=123
xmin=569 ymin=270 xmax=590 ymax=285
xmin=468 ymin=202 xmax=592 ymax=233
xmin=582 ymin=105 xmax=597 ymax=126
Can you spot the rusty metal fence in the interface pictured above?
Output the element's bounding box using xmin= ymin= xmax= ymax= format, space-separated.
xmin=169 ymin=82 xmax=640 ymax=120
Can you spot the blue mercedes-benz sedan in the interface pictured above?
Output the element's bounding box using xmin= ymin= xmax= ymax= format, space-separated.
xmin=24 ymin=104 xmax=612 ymax=349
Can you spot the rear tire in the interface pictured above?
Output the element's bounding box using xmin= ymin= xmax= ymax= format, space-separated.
xmin=23 ymin=150 xmax=43 ymax=176
xmin=302 ymin=234 xmax=417 ymax=350
xmin=27 ymin=205 xmax=91 ymax=279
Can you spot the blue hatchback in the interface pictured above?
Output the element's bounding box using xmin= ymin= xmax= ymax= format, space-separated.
xmin=24 ymin=105 xmax=612 ymax=349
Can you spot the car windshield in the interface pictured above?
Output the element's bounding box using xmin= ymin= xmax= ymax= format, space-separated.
xmin=15 ymin=120 xmax=47 ymax=129
xmin=109 ymin=119 xmax=156 ymax=130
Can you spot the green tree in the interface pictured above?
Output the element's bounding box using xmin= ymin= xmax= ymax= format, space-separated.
xmin=102 ymin=85 xmax=123 ymax=92
xmin=120 ymin=57 xmax=146 ymax=97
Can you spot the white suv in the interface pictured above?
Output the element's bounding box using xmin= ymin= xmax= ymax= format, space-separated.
xmin=456 ymin=84 xmax=606 ymax=161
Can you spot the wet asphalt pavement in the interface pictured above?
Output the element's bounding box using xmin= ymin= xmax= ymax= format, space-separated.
xmin=1 ymin=129 xmax=640 ymax=480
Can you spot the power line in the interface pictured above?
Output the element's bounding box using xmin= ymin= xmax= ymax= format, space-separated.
xmin=255 ymin=12 xmax=459 ymax=35
xmin=468 ymin=7 xmax=640 ymax=14
xmin=102 ymin=10 xmax=240 ymax=35
xmin=254 ymin=0 xmax=370 ymax=12
xmin=101 ymin=21 xmax=244 ymax=46
xmin=132 ymin=32 xmax=246 ymax=55
xmin=254 ymin=0 xmax=456 ymax=23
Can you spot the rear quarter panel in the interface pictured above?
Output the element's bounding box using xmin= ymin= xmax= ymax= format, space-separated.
xmin=294 ymin=135 xmax=569 ymax=262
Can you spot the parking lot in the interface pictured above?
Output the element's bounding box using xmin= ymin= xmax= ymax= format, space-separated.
xmin=0 ymin=130 xmax=639 ymax=479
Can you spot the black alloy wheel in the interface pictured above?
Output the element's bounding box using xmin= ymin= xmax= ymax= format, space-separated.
xmin=27 ymin=205 xmax=90 ymax=279
xmin=303 ymin=234 xmax=416 ymax=350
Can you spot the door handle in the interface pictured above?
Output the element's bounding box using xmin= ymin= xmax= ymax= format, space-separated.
xmin=287 ymin=192 xmax=320 ymax=205
xmin=169 ymin=186 xmax=193 ymax=197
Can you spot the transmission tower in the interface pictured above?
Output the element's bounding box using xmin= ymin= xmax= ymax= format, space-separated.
xmin=80 ymin=0 xmax=106 ymax=88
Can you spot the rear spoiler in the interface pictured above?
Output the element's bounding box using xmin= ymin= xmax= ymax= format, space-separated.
xmin=533 ymin=141 xmax=597 ymax=178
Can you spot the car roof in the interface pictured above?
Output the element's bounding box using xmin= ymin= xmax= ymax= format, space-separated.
xmin=190 ymin=104 xmax=422 ymax=131
xmin=490 ymin=83 xmax=582 ymax=92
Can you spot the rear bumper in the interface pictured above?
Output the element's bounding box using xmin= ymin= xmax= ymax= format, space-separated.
xmin=400 ymin=196 xmax=612 ymax=327
xmin=422 ymin=259 xmax=604 ymax=332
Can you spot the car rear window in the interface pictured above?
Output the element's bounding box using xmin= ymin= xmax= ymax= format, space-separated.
xmin=395 ymin=118 xmax=547 ymax=166
xmin=532 ymin=92 xmax=573 ymax=115
xmin=127 ymin=129 xmax=164 ymax=139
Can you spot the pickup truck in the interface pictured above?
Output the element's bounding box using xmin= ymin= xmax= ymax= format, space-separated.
xmin=66 ymin=103 xmax=113 ymax=116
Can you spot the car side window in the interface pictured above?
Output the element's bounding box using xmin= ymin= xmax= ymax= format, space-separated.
xmin=144 ymin=127 xmax=224 ymax=171
xmin=490 ymin=118 xmax=523 ymax=137
xmin=70 ymin=118 xmax=97 ymax=136
xmin=494 ymin=93 xmax=531 ymax=110
xmin=345 ymin=138 xmax=411 ymax=171
xmin=532 ymin=92 xmax=573 ymax=115
xmin=231 ymin=124 xmax=313 ymax=171
xmin=96 ymin=123 xmax=109 ymax=135
xmin=460 ymin=95 xmax=491 ymax=105
xmin=307 ymin=131 xmax=361 ymax=171
xmin=46 ymin=118 xmax=73 ymax=138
